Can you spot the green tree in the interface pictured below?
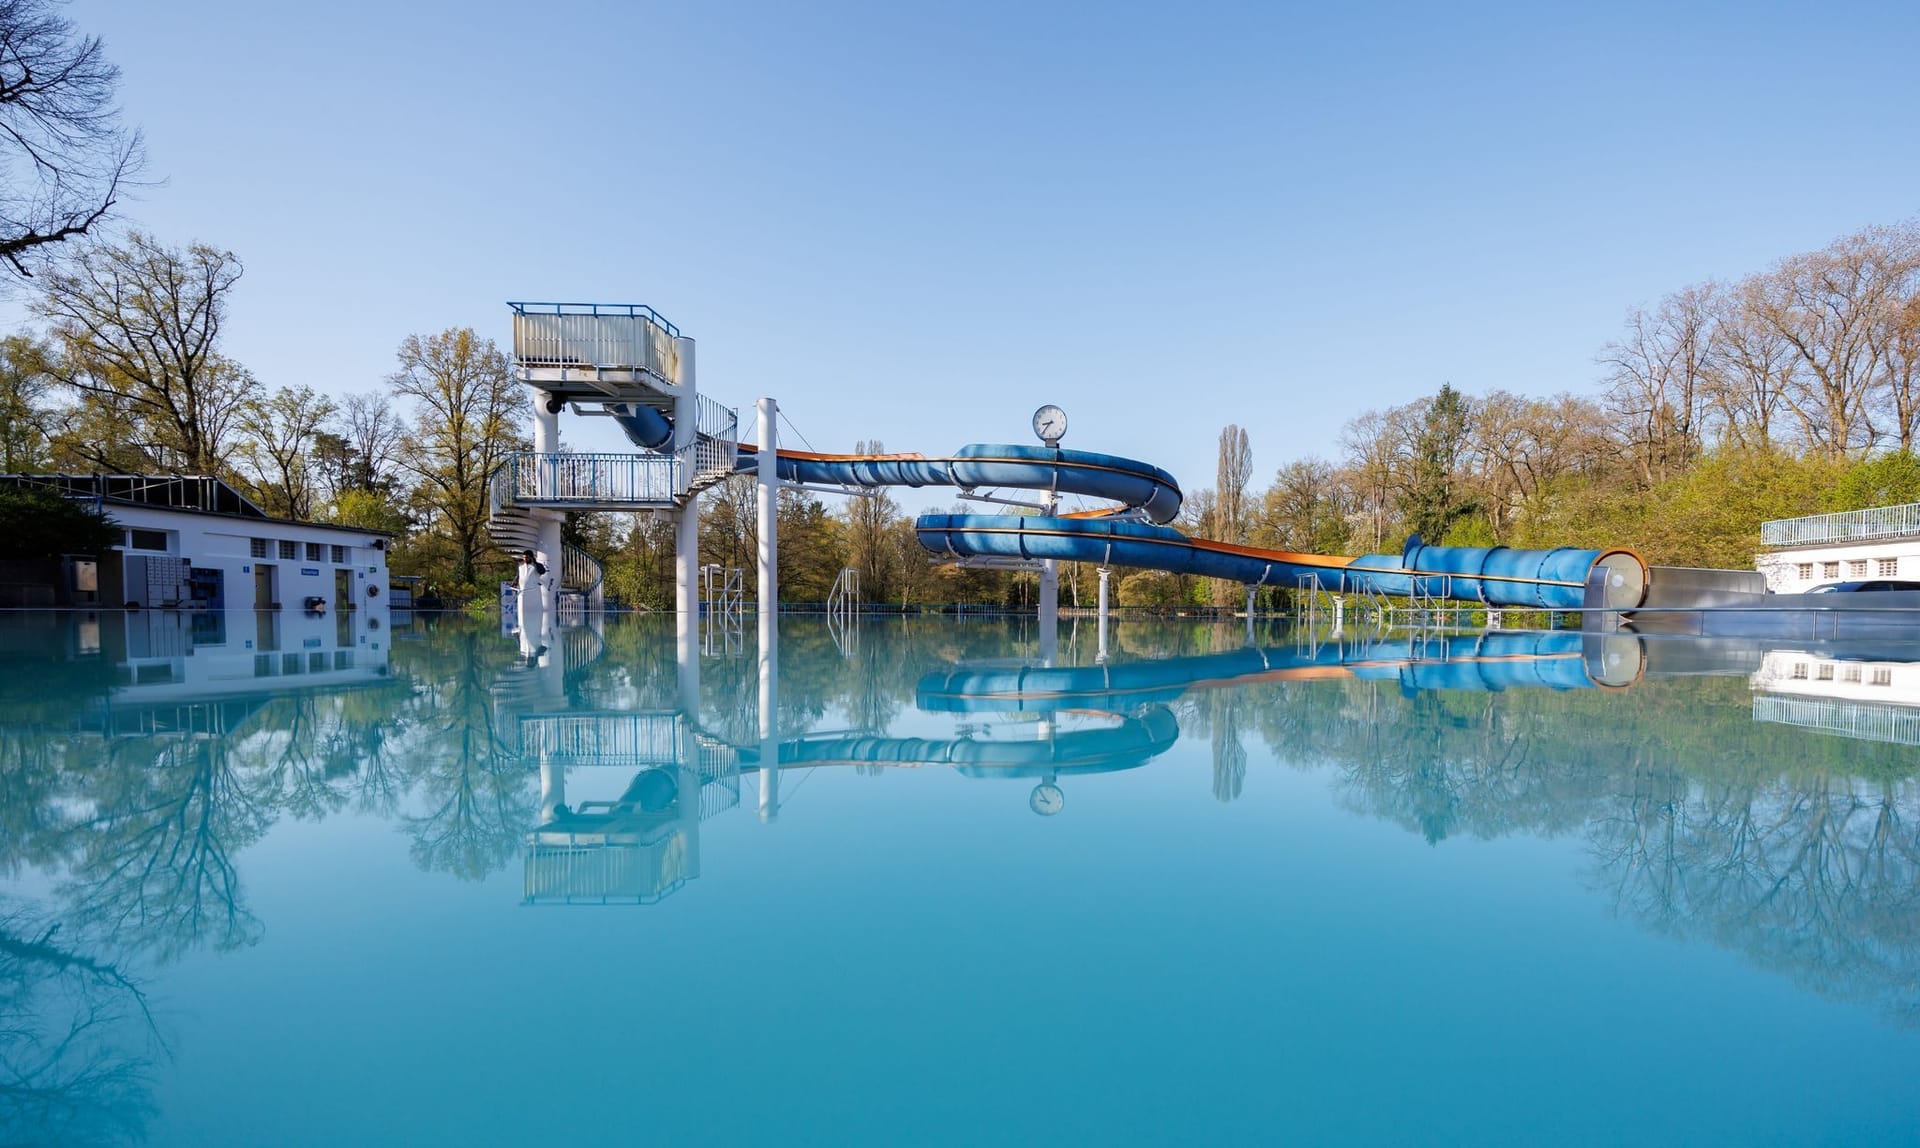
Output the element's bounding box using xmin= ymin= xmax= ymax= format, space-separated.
xmin=0 ymin=484 xmax=119 ymax=558
xmin=389 ymin=328 xmax=527 ymax=588
xmin=0 ymin=334 xmax=54 ymax=469
xmin=1826 ymin=451 xmax=1920 ymax=511
xmin=1398 ymin=383 xmax=1475 ymax=544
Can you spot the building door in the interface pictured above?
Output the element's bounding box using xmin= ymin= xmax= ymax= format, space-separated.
xmin=254 ymin=564 xmax=276 ymax=609
xmin=336 ymin=568 xmax=354 ymax=611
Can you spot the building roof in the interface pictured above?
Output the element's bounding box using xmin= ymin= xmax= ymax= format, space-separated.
xmin=0 ymin=473 xmax=393 ymax=537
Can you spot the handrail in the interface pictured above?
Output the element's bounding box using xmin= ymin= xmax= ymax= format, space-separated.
xmin=505 ymin=451 xmax=686 ymax=504
xmin=1762 ymin=503 xmax=1920 ymax=547
xmin=507 ymin=301 xmax=679 ymax=337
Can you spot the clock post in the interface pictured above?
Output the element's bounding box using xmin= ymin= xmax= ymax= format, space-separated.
xmin=1031 ymin=405 xmax=1067 ymax=665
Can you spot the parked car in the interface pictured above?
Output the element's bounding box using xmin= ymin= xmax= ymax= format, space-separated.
xmin=1807 ymin=579 xmax=1920 ymax=593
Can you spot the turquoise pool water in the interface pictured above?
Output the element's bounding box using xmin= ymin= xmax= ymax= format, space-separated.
xmin=3 ymin=610 xmax=1919 ymax=1146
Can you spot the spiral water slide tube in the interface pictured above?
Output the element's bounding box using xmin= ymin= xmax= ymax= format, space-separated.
xmin=714 ymin=439 xmax=1649 ymax=610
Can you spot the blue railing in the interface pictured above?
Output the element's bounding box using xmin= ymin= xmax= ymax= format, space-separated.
xmin=507 ymin=301 xmax=679 ymax=337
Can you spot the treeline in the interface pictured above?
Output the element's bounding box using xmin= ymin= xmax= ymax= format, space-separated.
xmin=0 ymin=233 xmax=532 ymax=597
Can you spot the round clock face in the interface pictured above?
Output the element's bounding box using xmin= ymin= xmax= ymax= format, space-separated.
xmin=1032 ymin=404 xmax=1068 ymax=445
xmin=1030 ymin=782 xmax=1065 ymax=816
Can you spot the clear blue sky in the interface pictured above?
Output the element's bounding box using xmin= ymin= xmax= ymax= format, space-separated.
xmin=35 ymin=0 xmax=1920 ymax=507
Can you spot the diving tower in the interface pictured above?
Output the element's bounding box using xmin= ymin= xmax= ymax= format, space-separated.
xmin=487 ymin=302 xmax=739 ymax=624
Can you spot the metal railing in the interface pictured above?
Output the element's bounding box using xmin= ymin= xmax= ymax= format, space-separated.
xmin=504 ymin=451 xmax=685 ymax=505
xmin=691 ymin=393 xmax=739 ymax=483
xmin=519 ymin=713 xmax=682 ymax=766
xmin=1751 ymin=695 xmax=1920 ymax=748
xmin=509 ymin=302 xmax=681 ymax=382
xmin=1761 ymin=503 xmax=1920 ymax=547
xmin=562 ymin=543 xmax=603 ymax=598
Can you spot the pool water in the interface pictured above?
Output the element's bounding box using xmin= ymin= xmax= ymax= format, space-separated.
xmin=2 ymin=610 xmax=1918 ymax=1146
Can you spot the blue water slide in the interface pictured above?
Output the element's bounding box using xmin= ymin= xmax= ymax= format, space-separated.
xmin=610 ymin=403 xmax=674 ymax=450
xmin=914 ymin=515 xmax=1648 ymax=610
xmin=734 ymin=443 xmax=1184 ymax=525
xmin=916 ymin=631 xmax=1640 ymax=714
xmin=734 ymin=705 xmax=1180 ymax=778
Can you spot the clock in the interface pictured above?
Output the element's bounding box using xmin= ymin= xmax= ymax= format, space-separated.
xmin=1032 ymin=404 xmax=1068 ymax=446
xmin=1030 ymin=782 xmax=1065 ymax=816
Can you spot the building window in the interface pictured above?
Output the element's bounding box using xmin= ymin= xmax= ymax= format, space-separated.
xmin=1879 ymin=557 xmax=1899 ymax=577
xmin=279 ymin=540 xmax=297 ymax=560
xmin=331 ymin=544 xmax=347 ymax=564
xmin=334 ymin=650 xmax=354 ymax=670
xmin=1822 ymin=561 xmax=1840 ymax=579
xmin=127 ymin=529 xmax=168 ymax=552
xmin=250 ymin=538 xmax=269 ymax=559
xmin=1848 ymin=559 xmax=1868 ymax=577
xmin=1796 ymin=563 xmax=1814 ymax=580
xmin=309 ymin=652 xmax=328 ymax=673
xmin=1791 ymin=663 xmax=1808 ymax=680
xmin=1816 ymin=664 xmax=1835 ymax=681
xmin=306 ymin=542 xmax=323 ymax=561
xmin=1842 ymin=665 xmax=1862 ymax=683
xmin=282 ymin=653 xmax=302 ymax=675
xmin=1872 ymin=668 xmax=1893 ymax=687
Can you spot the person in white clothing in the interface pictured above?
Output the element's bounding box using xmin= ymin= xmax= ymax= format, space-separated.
xmin=515 ymin=549 xmax=548 ymax=656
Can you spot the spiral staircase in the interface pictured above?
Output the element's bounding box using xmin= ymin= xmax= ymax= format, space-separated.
xmin=486 ymin=470 xmax=604 ymax=608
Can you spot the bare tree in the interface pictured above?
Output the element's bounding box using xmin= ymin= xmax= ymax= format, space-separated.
xmin=1599 ymin=282 xmax=1716 ymax=485
xmin=237 ymin=385 xmax=337 ymax=518
xmin=0 ymin=0 xmax=144 ymax=277
xmin=1705 ymin=282 xmax=1796 ymax=450
xmin=1214 ymin=423 xmax=1252 ymax=542
xmin=32 ymin=233 xmax=250 ymax=474
xmin=1752 ymin=225 xmax=1916 ymax=457
xmin=341 ymin=391 xmax=404 ymax=491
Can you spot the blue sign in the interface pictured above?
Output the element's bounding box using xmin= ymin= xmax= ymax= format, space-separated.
xmin=303 ymin=637 xmax=323 ymax=648
xmin=301 ymin=567 xmax=320 ymax=576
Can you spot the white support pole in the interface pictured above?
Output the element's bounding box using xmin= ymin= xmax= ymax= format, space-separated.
xmin=1038 ymin=558 xmax=1058 ymax=665
xmin=538 ymin=754 xmax=565 ymax=822
xmin=537 ymin=513 xmax=562 ymax=626
xmin=672 ymin=337 xmax=701 ymax=659
xmin=1246 ymin=585 xmax=1256 ymax=646
xmin=533 ymin=389 xmax=560 ymax=455
xmin=1096 ymin=566 xmax=1111 ymax=663
xmin=756 ymin=397 xmax=780 ymax=823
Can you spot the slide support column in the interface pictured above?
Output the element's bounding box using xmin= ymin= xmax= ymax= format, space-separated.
xmin=1096 ymin=567 xmax=1111 ymax=663
xmin=757 ymin=397 xmax=780 ymax=822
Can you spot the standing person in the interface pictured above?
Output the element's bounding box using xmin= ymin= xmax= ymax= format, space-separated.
xmin=516 ymin=549 xmax=548 ymax=655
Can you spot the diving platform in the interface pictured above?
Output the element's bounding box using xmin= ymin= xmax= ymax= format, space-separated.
xmin=509 ymin=301 xmax=685 ymax=403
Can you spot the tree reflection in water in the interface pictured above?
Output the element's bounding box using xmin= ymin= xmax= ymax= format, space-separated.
xmin=0 ymin=904 xmax=160 ymax=1147
xmin=2 ymin=612 xmax=1919 ymax=1035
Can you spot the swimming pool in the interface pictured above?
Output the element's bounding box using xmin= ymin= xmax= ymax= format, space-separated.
xmin=2 ymin=610 xmax=1916 ymax=1145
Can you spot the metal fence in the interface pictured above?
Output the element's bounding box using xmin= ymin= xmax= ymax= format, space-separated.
xmin=509 ymin=302 xmax=681 ymax=382
xmin=1751 ymin=694 xmax=1920 ymax=747
xmin=506 ymin=451 xmax=685 ymax=505
xmin=1761 ymin=503 xmax=1920 ymax=547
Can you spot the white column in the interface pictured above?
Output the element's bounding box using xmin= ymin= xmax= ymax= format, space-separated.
xmin=1246 ymin=585 xmax=1256 ymax=646
xmin=1038 ymin=558 xmax=1058 ymax=665
xmin=1096 ymin=567 xmax=1111 ymax=663
xmin=533 ymin=390 xmax=560 ymax=454
xmin=537 ymin=513 xmax=562 ymax=625
xmin=756 ymin=396 xmax=780 ymax=823
xmin=756 ymin=397 xmax=779 ymax=652
xmin=672 ymin=337 xmax=701 ymax=655
xmin=538 ymin=754 xmax=565 ymax=821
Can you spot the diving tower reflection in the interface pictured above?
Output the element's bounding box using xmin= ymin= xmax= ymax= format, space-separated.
xmin=511 ymin=624 xmax=1649 ymax=904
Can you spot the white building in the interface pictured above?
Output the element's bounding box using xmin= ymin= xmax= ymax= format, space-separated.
xmin=5 ymin=474 xmax=391 ymax=613
xmin=1753 ymin=503 xmax=1920 ymax=592
xmin=1750 ymin=648 xmax=1920 ymax=747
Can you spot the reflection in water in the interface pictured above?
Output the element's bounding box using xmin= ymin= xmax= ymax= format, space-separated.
xmin=1 ymin=610 xmax=1919 ymax=1035
xmin=0 ymin=902 xmax=160 ymax=1145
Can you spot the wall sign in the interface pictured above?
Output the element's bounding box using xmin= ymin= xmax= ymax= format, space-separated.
xmin=301 ymin=567 xmax=320 ymax=576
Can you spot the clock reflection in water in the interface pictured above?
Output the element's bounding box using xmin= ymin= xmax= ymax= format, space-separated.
xmin=1030 ymin=782 xmax=1065 ymax=816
